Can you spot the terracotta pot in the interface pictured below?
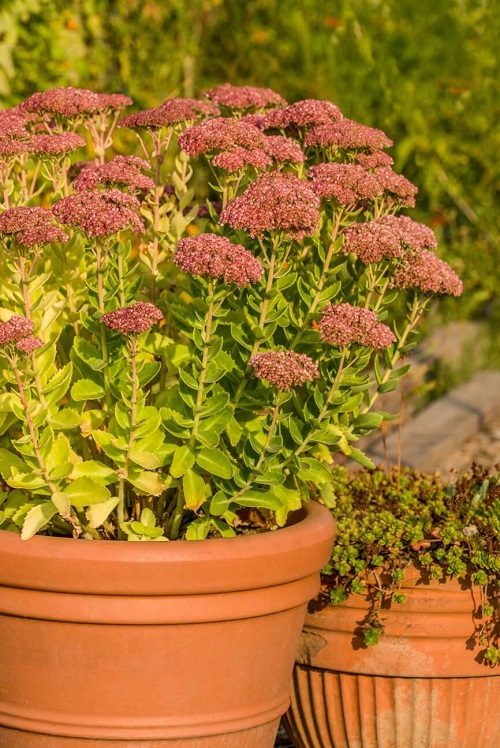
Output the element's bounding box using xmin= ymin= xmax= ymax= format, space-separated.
xmin=0 ymin=501 xmax=334 ymax=747
xmin=284 ymin=564 xmax=500 ymax=748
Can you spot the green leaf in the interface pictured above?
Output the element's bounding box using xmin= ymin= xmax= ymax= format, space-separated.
xmin=237 ymin=490 xmax=282 ymax=512
xmin=71 ymin=379 xmax=106 ymax=402
xmin=65 ymin=478 xmax=111 ymax=507
xmin=49 ymin=408 xmax=83 ymax=431
xmin=50 ymin=491 xmax=71 ymax=517
xmin=71 ymin=461 xmax=119 ymax=485
xmin=183 ymin=468 xmax=206 ymax=510
xmin=44 ymin=363 xmax=73 ymax=406
xmin=21 ymin=502 xmax=58 ymax=540
xmin=127 ymin=468 xmax=165 ymax=495
xmin=185 ymin=517 xmax=211 ymax=540
xmin=297 ymin=457 xmax=333 ymax=484
xmin=349 ymin=448 xmax=376 ymax=469
xmin=196 ymin=448 xmax=233 ymax=479
xmin=0 ymin=448 xmax=29 ymax=479
xmin=170 ymin=445 xmax=196 ymax=478
xmin=73 ymin=337 xmax=106 ymax=370
xmin=225 ymin=417 xmax=243 ymax=447
xmin=45 ymin=433 xmax=71 ymax=476
xmin=87 ymin=497 xmax=120 ymax=528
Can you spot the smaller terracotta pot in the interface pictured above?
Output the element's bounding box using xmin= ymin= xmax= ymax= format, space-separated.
xmin=284 ymin=565 xmax=500 ymax=748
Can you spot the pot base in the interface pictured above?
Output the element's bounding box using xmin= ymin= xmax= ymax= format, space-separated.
xmin=0 ymin=719 xmax=280 ymax=748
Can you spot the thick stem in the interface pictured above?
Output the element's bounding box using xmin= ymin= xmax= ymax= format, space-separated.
xmin=117 ymin=338 xmax=139 ymax=531
xmin=169 ymin=488 xmax=186 ymax=540
xmin=190 ymin=281 xmax=215 ymax=446
xmin=95 ymin=243 xmax=112 ymax=411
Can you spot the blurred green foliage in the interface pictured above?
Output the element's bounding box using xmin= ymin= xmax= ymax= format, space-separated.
xmin=0 ymin=0 xmax=499 ymax=329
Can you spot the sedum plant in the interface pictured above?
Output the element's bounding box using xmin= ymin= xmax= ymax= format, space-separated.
xmin=0 ymin=84 xmax=462 ymax=541
xmin=319 ymin=464 xmax=500 ymax=666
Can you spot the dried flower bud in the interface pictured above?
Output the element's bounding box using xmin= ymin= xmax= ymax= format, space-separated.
xmin=119 ymin=98 xmax=219 ymax=130
xmin=100 ymin=302 xmax=163 ymax=335
xmin=319 ymin=303 xmax=396 ymax=349
xmin=52 ymin=190 xmax=144 ymax=237
xmin=0 ymin=206 xmax=68 ymax=247
xmin=307 ymin=163 xmax=382 ymax=205
xmin=249 ymin=350 xmax=319 ymax=390
xmin=0 ymin=315 xmax=34 ymax=346
xmin=263 ymin=99 xmax=343 ymax=131
xmin=15 ymin=336 xmax=44 ymax=354
xmin=28 ymin=132 xmax=86 ymax=156
xmin=174 ymin=234 xmax=264 ymax=287
xmin=342 ymin=215 xmax=437 ymax=264
xmin=391 ymin=249 xmax=463 ymax=296
xmin=73 ymin=155 xmax=154 ymax=192
xmin=204 ymin=84 xmax=286 ymax=111
xmin=220 ymin=172 xmax=320 ymax=239
xmin=178 ymin=118 xmax=265 ymax=157
xmin=305 ymin=119 xmax=392 ymax=151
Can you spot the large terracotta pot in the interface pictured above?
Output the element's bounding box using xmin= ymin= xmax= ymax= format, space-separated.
xmin=0 ymin=501 xmax=334 ymax=748
xmin=284 ymin=564 xmax=500 ymax=748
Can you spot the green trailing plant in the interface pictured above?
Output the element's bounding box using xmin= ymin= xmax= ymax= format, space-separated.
xmin=0 ymin=83 xmax=462 ymax=541
xmin=319 ymin=463 xmax=500 ymax=666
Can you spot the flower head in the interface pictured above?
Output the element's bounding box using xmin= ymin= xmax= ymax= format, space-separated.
xmin=28 ymin=132 xmax=86 ymax=156
xmin=211 ymin=147 xmax=271 ymax=173
xmin=342 ymin=215 xmax=437 ymax=264
xmin=263 ymin=135 xmax=304 ymax=164
xmin=307 ymin=163 xmax=382 ymax=205
xmin=100 ymin=302 xmax=163 ymax=335
xmin=319 ymin=303 xmax=396 ymax=349
xmin=249 ymin=350 xmax=319 ymax=390
xmin=119 ymin=98 xmax=219 ymax=130
xmin=0 ymin=139 xmax=32 ymax=157
xmin=204 ymin=84 xmax=286 ymax=111
xmin=0 ymin=207 xmax=68 ymax=247
xmin=355 ymin=150 xmax=394 ymax=169
xmin=0 ymin=108 xmax=30 ymax=139
xmin=0 ymin=315 xmax=34 ymax=346
xmin=391 ymin=249 xmax=463 ymax=296
xmin=15 ymin=336 xmax=44 ymax=354
xmin=19 ymin=87 xmax=103 ymax=117
xmin=174 ymin=234 xmax=264 ymax=287
xmin=178 ymin=118 xmax=265 ymax=157
xmin=374 ymin=167 xmax=418 ymax=208
xmin=95 ymin=93 xmax=133 ymax=111
xmin=73 ymin=155 xmax=154 ymax=192
xmin=240 ymin=113 xmax=266 ymax=128
xmin=304 ymin=119 xmax=392 ymax=152
xmin=263 ymin=99 xmax=343 ymax=132
xmin=220 ymin=172 xmax=320 ymax=239
xmin=52 ymin=190 xmax=144 ymax=237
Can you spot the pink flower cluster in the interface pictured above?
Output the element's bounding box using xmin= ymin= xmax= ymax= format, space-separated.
xmin=249 ymin=350 xmax=319 ymax=390
xmin=212 ymin=147 xmax=271 ymax=173
xmin=19 ymin=87 xmax=130 ymax=118
xmin=392 ymin=250 xmax=463 ymax=296
xmin=101 ymin=302 xmax=163 ymax=335
xmin=355 ymin=151 xmax=394 ymax=169
xmin=374 ymin=167 xmax=418 ymax=208
xmin=178 ymin=118 xmax=265 ymax=157
xmin=0 ymin=207 xmax=68 ymax=248
xmin=73 ymin=155 xmax=154 ymax=192
xmin=342 ymin=215 xmax=438 ymax=264
xmin=319 ymin=303 xmax=396 ymax=349
xmin=15 ymin=336 xmax=44 ymax=354
xmin=52 ymin=190 xmax=144 ymax=237
xmin=119 ymin=98 xmax=219 ymax=130
xmin=307 ymin=163 xmax=381 ymax=205
xmin=0 ymin=108 xmax=30 ymax=139
xmin=264 ymin=135 xmax=304 ymax=164
xmin=220 ymin=172 xmax=320 ymax=239
xmin=204 ymin=84 xmax=286 ymax=111
xmin=174 ymin=234 xmax=264 ymax=287
xmin=0 ymin=315 xmax=34 ymax=346
xmin=263 ymin=99 xmax=343 ymax=131
xmin=304 ymin=119 xmax=393 ymax=151
xmin=28 ymin=132 xmax=86 ymax=156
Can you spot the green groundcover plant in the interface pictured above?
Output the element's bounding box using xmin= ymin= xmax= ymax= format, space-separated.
xmin=0 ymin=83 xmax=462 ymax=541
xmin=319 ymin=464 xmax=500 ymax=666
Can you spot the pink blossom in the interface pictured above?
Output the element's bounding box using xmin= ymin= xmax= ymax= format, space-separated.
xmin=178 ymin=118 xmax=265 ymax=157
xmin=342 ymin=216 xmax=437 ymax=264
xmin=263 ymin=99 xmax=343 ymax=131
xmin=73 ymin=155 xmax=154 ymax=192
xmin=0 ymin=139 xmax=32 ymax=157
xmin=101 ymin=302 xmax=163 ymax=335
xmin=355 ymin=151 xmax=394 ymax=169
xmin=52 ymin=190 xmax=144 ymax=237
xmin=19 ymin=87 xmax=102 ymax=117
xmin=95 ymin=93 xmax=133 ymax=111
xmin=15 ymin=336 xmax=44 ymax=354
xmin=319 ymin=303 xmax=396 ymax=349
xmin=0 ymin=108 xmax=30 ymax=139
xmin=212 ymin=147 xmax=271 ymax=173
xmin=249 ymin=350 xmax=319 ymax=390
xmin=240 ymin=114 xmax=266 ymax=128
xmin=374 ymin=167 xmax=418 ymax=208
xmin=391 ymin=249 xmax=463 ymax=296
xmin=307 ymin=163 xmax=382 ymax=205
xmin=204 ymin=84 xmax=286 ymax=111
xmin=28 ymin=132 xmax=86 ymax=156
xmin=0 ymin=207 xmax=68 ymax=247
xmin=220 ymin=172 xmax=320 ymax=239
xmin=174 ymin=234 xmax=264 ymax=287
xmin=119 ymin=98 xmax=219 ymax=130
xmin=0 ymin=315 xmax=34 ymax=346
xmin=263 ymin=135 xmax=304 ymax=164
xmin=304 ymin=119 xmax=392 ymax=151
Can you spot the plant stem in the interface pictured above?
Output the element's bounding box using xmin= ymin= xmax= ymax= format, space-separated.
xmin=117 ymin=338 xmax=139 ymax=532
xmin=169 ymin=488 xmax=185 ymax=540
xmin=95 ymin=242 xmax=112 ymax=411
xmin=190 ymin=280 xmax=215 ymax=446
